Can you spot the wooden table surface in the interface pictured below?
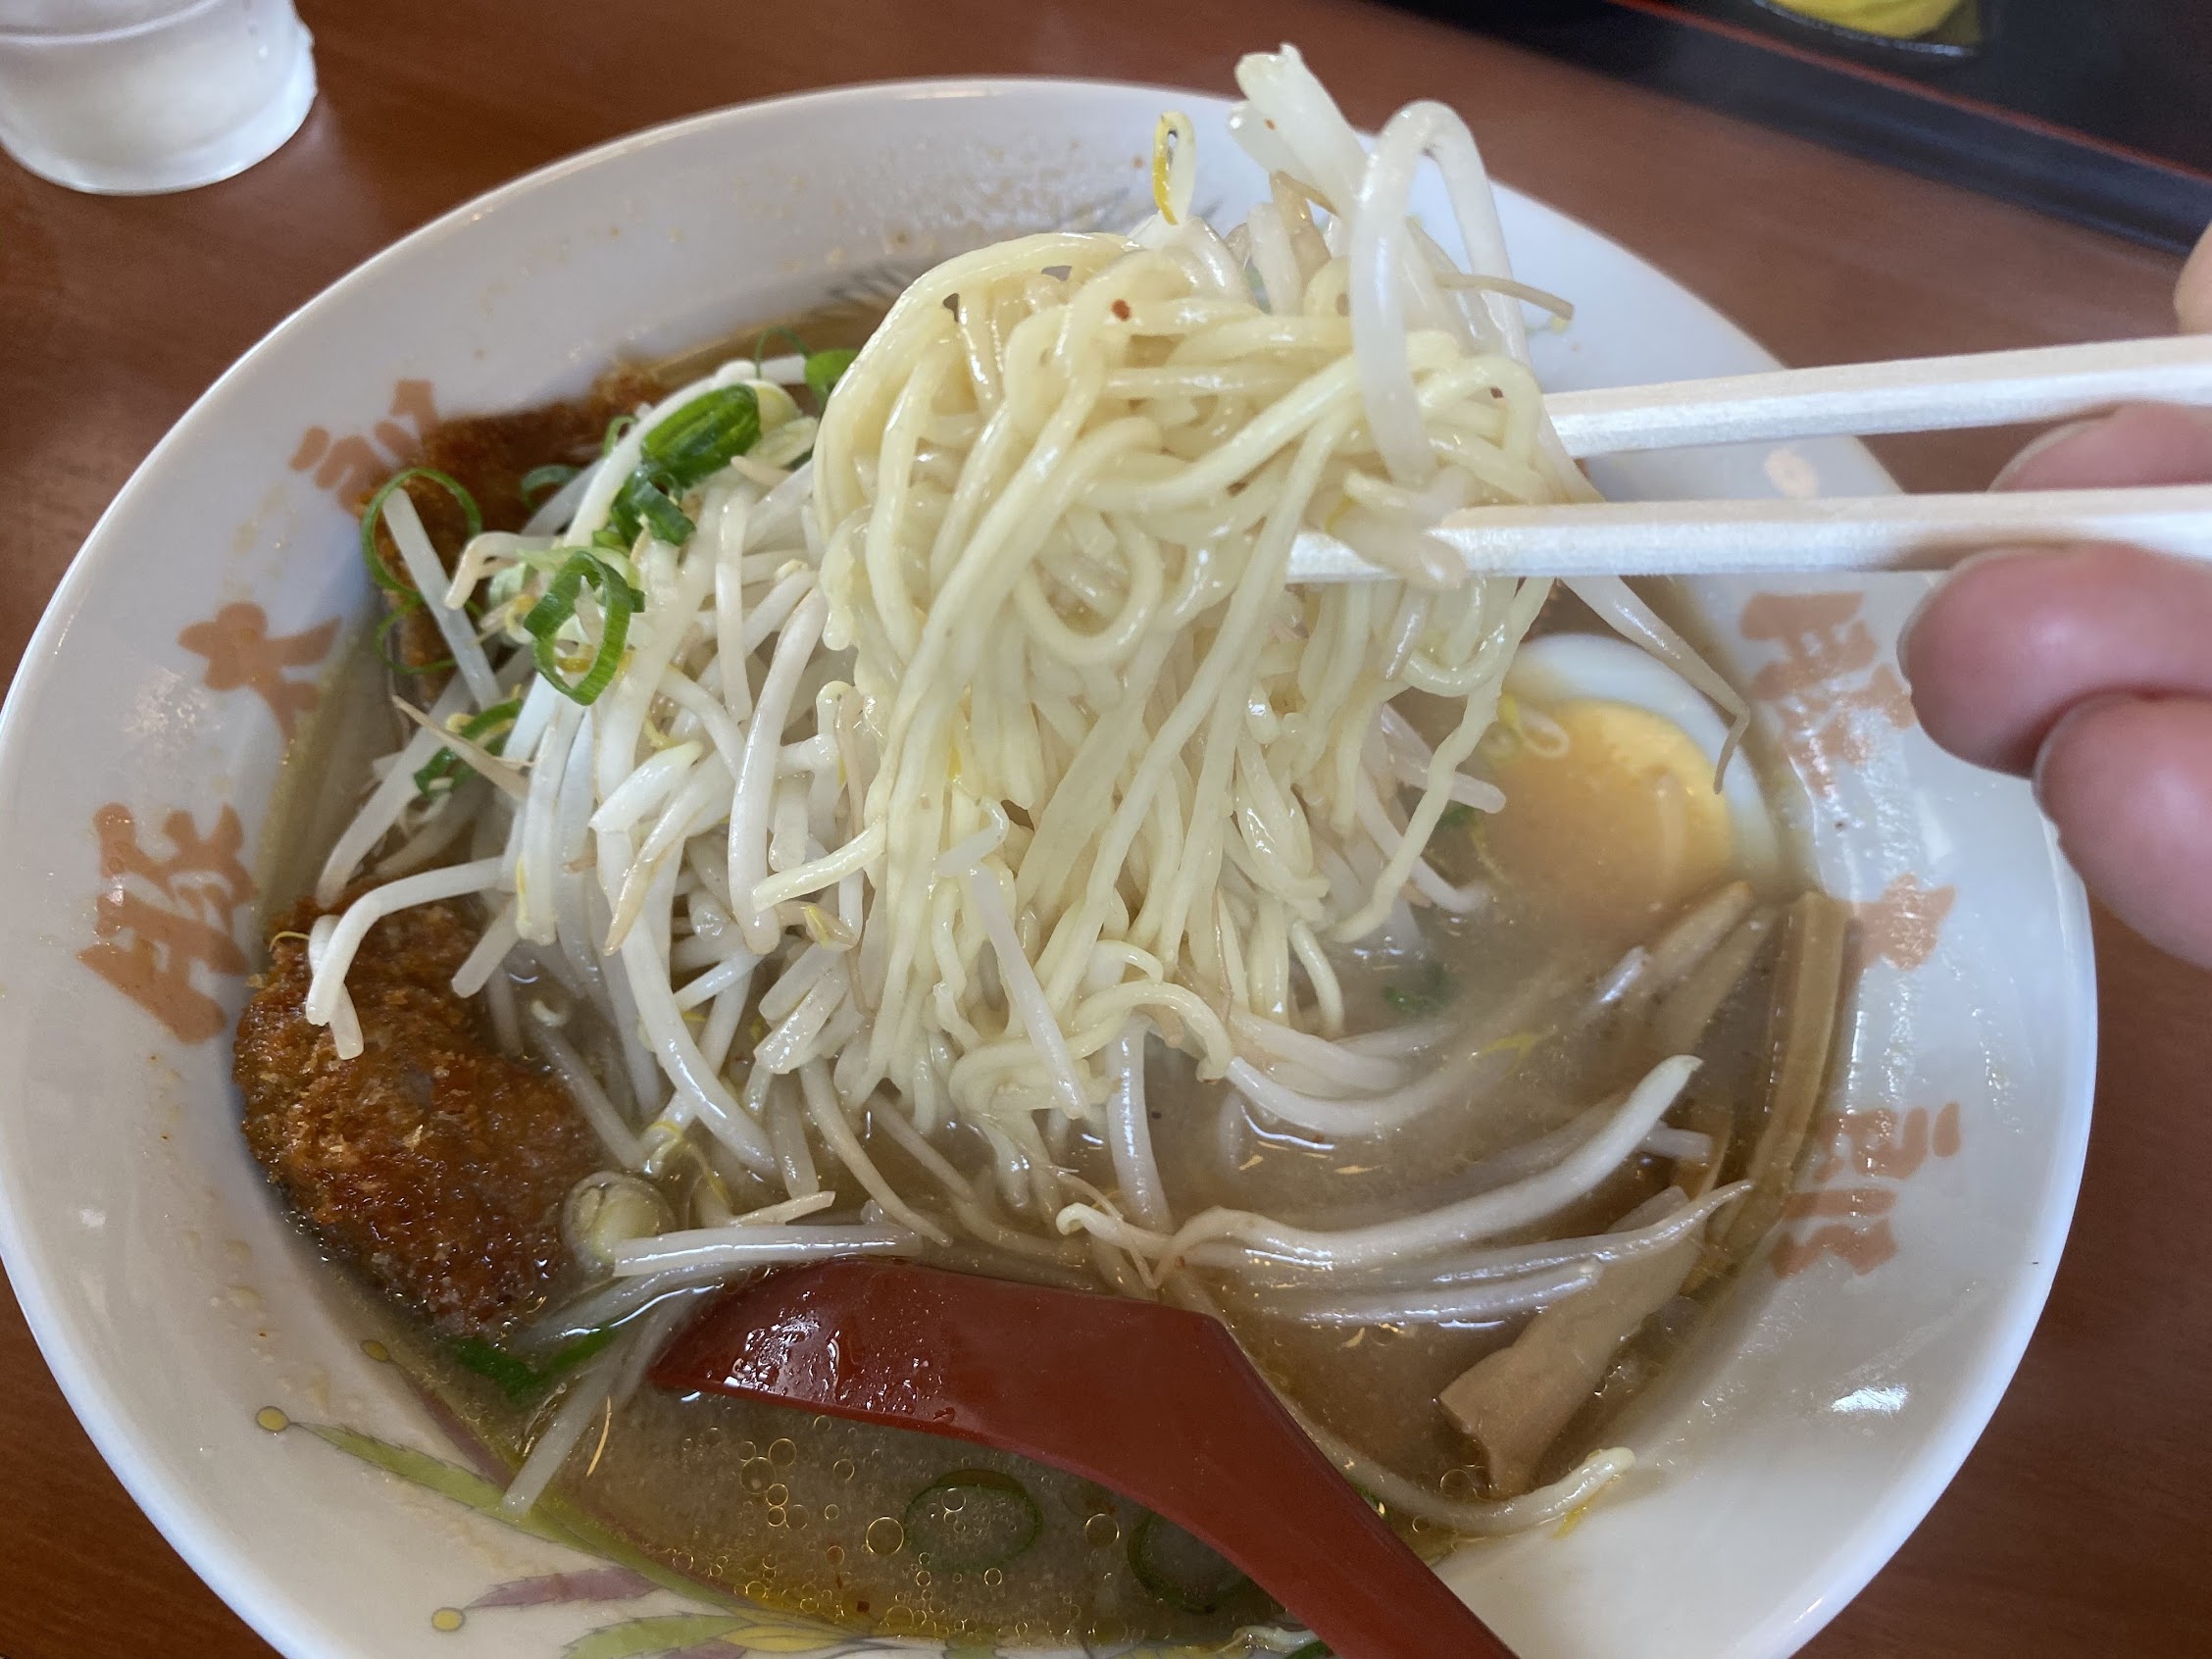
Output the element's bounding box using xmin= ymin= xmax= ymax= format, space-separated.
xmin=2 ymin=1 xmax=2206 ymax=1654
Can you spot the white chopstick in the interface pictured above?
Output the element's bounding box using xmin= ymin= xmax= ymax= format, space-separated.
xmin=1544 ymin=334 xmax=2212 ymax=458
xmin=1287 ymin=485 xmax=2212 ymax=581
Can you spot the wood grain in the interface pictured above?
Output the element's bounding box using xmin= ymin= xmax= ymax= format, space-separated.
xmin=0 ymin=1 xmax=2203 ymax=1654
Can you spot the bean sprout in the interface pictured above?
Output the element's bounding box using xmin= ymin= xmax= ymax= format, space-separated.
xmin=297 ymin=48 xmax=1765 ymax=1551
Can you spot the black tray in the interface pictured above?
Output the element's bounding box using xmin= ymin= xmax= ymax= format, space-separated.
xmin=1419 ymin=0 xmax=2212 ymax=252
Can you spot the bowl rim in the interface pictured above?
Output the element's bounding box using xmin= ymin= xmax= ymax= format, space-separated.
xmin=0 ymin=72 xmax=2099 ymax=1659
xmin=1748 ymin=897 xmax=2095 ymax=1657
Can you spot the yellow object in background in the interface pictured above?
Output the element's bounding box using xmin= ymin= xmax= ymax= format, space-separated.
xmin=1763 ymin=0 xmax=1961 ymax=38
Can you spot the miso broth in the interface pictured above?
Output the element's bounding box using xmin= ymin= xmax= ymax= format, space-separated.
xmin=252 ymin=274 xmax=1844 ymax=1650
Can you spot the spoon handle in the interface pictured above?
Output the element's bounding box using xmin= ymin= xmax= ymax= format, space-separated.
xmin=653 ymin=1260 xmax=1513 ymax=1659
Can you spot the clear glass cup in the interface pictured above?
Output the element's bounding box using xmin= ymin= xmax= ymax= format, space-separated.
xmin=0 ymin=0 xmax=315 ymax=194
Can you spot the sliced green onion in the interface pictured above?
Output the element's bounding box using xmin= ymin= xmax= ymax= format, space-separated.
xmin=610 ymin=467 xmax=695 ymax=547
xmin=601 ymin=412 xmax=638 ymax=456
xmin=484 ymin=561 xmax=533 ymax=623
xmin=415 ymin=697 xmax=522 ymax=796
xmin=520 ymin=463 xmax=578 ymax=509
xmin=446 ymin=1336 xmax=541 ymax=1401
xmin=1381 ymin=958 xmax=1452 ymax=1019
xmin=753 ymin=326 xmax=810 ymax=377
xmin=1127 ymin=1511 xmax=1247 ymax=1613
xmin=595 ymin=386 xmax=764 ymax=553
xmin=902 ymin=1469 xmax=1042 ymax=1573
xmin=538 ymin=1323 xmax=620 ymax=1379
xmin=524 ymin=551 xmax=639 ymax=705
xmin=413 ymin=754 xmax=459 ymax=795
xmin=360 ymin=468 xmax=482 ymax=596
xmin=374 ymin=606 xmax=417 ymax=671
xmin=642 ymin=383 xmax=761 ymax=487
xmin=445 ymin=1324 xmax=617 ymax=1403
xmin=374 ymin=604 xmax=457 ymax=676
xmin=804 ymin=348 xmax=859 ymax=404
xmin=1436 ymin=801 xmax=1477 ymax=832
xmin=589 ymin=543 xmax=643 ymax=592
xmin=464 ymin=697 xmax=523 ymax=741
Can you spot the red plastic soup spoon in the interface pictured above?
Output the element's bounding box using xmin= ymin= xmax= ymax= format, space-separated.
xmin=650 ymin=1259 xmax=1514 ymax=1659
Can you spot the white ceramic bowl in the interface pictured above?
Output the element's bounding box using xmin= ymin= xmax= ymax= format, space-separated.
xmin=0 ymin=77 xmax=2095 ymax=1659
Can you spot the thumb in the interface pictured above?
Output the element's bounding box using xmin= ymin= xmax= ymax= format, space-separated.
xmin=2180 ymin=218 xmax=2212 ymax=334
xmin=2036 ymin=694 xmax=2212 ymax=969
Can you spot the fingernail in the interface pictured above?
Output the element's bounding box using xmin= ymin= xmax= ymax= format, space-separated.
xmin=1895 ymin=545 xmax=2038 ymax=677
xmin=1990 ymin=418 xmax=2105 ymax=490
xmin=2032 ymin=693 xmax=2137 ymax=809
xmin=1990 ymin=419 xmax=2100 ymax=491
xmin=1896 ymin=582 xmax=1937 ymax=679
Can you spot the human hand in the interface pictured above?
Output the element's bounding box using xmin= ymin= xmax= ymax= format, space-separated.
xmin=1901 ymin=223 xmax=2212 ymax=966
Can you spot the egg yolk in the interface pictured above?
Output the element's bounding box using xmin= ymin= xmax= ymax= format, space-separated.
xmin=1476 ymin=698 xmax=1735 ymax=939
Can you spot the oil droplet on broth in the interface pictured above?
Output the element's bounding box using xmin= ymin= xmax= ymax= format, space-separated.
xmin=824 ymin=1502 xmax=840 ymax=1521
xmin=429 ymin=1608 xmax=465 ymax=1633
xmin=740 ymin=1456 xmax=776 ymax=1492
xmin=826 ymin=1543 xmax=845 ymax=1565
xmin=1439 ymin=1466 xmax=1479 ymax=1501
xmin=1082 ymin=1512 xmax=1119 ymax=1547
xmin=255 ymin=1406 xmax=288 ymax=1433
xmin=766 ymin=1482 xmax=789 ymax=1505
xmin=866 ymin=1516 xmax=905 ymax=1555
xmin=833 ymin=1457 xmax=857 ymax=1482
xmin=768 ymin=1436 xmax=798 ymax=1467
xmin=982 ymin=1567 xmax=1004 ymax=1586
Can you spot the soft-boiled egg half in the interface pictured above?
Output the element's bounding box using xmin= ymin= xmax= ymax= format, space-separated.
xmin=1471 ymin=633 xmax=1781 ymax=939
